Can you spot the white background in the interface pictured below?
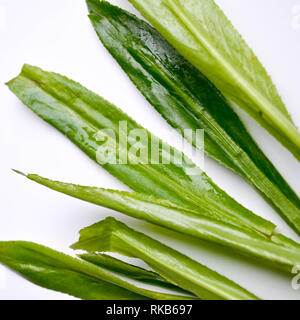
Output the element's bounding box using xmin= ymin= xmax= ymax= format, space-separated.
xmin=0 ymin=0 xmax=300 ymax=300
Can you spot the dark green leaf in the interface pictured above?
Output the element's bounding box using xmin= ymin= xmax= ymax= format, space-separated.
xmin=86 ymin=0 xmax=300 ymax=236
xmin=79 ymin=253 xmax=195 ymax=295
xmin=72 ymin=217 xmax=259 ymax=300
xmin=0 ymin=241 xmax=191 ymax=300
xmin=127 ymin=0 xmax=300 ymax=160
xmin=18 ymin=171 xmax=300 ymax=273
xmin=7 ymin=64 xmax=275 ymax=235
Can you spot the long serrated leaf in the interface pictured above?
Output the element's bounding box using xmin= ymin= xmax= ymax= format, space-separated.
xmin=79 ymin=253 xmax=195 ymax=295
xmin=6 ymin=64 xmax=275 ymax=235
xmin=0 ymin=241 xmax=193 ymax=300
xmin=72 ymin=217 xmax=259 ymax=300
xmin=127 ymin=0 xmax=300 ymax=160
xmin=79 ymin=253 xmax=164 ymax=282
xmin=18 ymin=171 xmax=300 ymax=273
xmin=86 ymin=0 xmax=300 ymax=235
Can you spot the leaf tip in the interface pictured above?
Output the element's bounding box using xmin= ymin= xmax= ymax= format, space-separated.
xmin=12 ymin=169 xmax=27 ymax=177
xmin=70 ymin=217 xmax=121 ymax=252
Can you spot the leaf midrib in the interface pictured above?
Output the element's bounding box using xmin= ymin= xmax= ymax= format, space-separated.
xmin=164 ymin=0 xmax=300 ymax=149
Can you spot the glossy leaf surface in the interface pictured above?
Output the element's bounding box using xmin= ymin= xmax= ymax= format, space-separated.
xmin=72 ymin=217 xmax=259 ymax=300
xmin=7 ymin=64 xmax=274 ymax=235
xmin=0 ymin=241 xmax=192 ymax=300
xmin=127 ymin=0 xmax=300 ymax=160
xmin=79 ymin=253 xmax=195 ymax=295
xmin=86 ymin=0 xmax=300 ymax=235
xmin=19 ymin=171 xmax=300 ymax=273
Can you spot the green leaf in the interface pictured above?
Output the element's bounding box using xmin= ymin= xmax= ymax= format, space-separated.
xmin=271 ymin=234 xmax=300 ymax=251
xmin=86 ymin=0 xmax=300 ymax=235
xmin=18 ymin=171 xmax=300 ymax=273
xmin=127 ymin=0 xmax=300 ymax=160
xmin=6 ymin=64 xmax=275 ymax=236
xmin=72 ymin=217 xmax=259 ymax=300
xmin=79 ymin=253 xmax=195 ymax=295
xmin=0 ymin=241 xmax=193 ymax=300
xmin=79 ymin=253 xmax=165 ymax=281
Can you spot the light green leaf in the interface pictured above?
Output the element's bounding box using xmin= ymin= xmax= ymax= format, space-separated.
xmin=17 ymin=171 xmax=300 ymax=273
xmin=79 ymin=253 xmax=195 ymax=295
xmin=72 ymin=217 xmax=259 ymax=300
xmin=128 ymin=0 xmax=300 ymax=160
xmin=7 ymin=64 xmax=275 ymax=235
xmin=0 ymin=241 xmax=193 ymax=300
xmin=86 ymin=0 xmax=300 ymax=235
